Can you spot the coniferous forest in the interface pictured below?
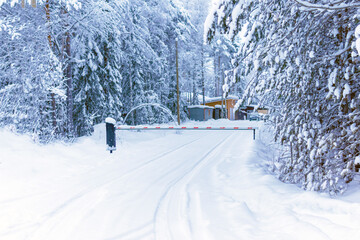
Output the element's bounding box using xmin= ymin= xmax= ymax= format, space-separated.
xmin=0 ymin=0 xmax=223 ymax=138
xmin=1 ymin=0 xmax=360 ymax=194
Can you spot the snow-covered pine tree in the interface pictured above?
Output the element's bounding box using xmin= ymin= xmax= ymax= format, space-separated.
xmin=207 ymin=0 xmax=360 ymax=194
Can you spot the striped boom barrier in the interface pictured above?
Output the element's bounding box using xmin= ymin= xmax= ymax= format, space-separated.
xmin=105 ymin=117 xmax=258 ymax=153
xmin=116 ymin=126 xmax=256 ymax=131
xmin=117 ymin=126 xmax=257 ymax=140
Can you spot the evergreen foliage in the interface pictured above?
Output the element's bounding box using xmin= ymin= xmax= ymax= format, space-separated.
xmin=0 ymin=0 xmax=193 ymax=137
xmin=72 ymin=0 xmax=123 ymax=136
xmin=0 ymin=4 xmax=66 ymax=142
xmin=207 ymin=0 xmax=360 ymax=194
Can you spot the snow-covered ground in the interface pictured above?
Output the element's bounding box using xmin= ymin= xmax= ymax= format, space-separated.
xmin=1 ymin=120 xmax=360 ymax=240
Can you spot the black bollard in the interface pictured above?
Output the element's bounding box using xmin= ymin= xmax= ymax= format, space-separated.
xmin=105 ymin=118 xmax=116 ymax=153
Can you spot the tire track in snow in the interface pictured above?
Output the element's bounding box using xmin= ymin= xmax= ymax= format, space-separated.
xmin=153 ymin=132 xmax=236 ymax=240
xmin=19 ymin=132 xmax=215 ymax=240
xmin=112 ymin=132 xmax=214 ymax=182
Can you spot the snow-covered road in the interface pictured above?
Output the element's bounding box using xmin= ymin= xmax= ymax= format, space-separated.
xmin=1 ymin=120 xmax=360 ymax=240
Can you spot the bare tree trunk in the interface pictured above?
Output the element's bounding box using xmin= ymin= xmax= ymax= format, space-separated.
xmin=45 ymin=0 xmax=57 ymax=129
xmin=219 ymin=55 xmax=225 ymax=118
xmin=192 ymin=70 xmax=196 ymax=105
xmin=201 ymin=44 xmax=205 ymax=105
xmin=62 ymin=6 xmax=74 ymax=135
xmin=128 ymin=9 xmax=135 ymax=125
xmin=214 ymin=52 xmax=217 ymax=96
xmin=176 ymin=39 xmax=180 ymax=125
xmin=218 ymin=55 xmax=221 ymax=97
xmin=188 ymin=70 xmax=192 ymax=104
xmin=129 ymin=61 xmax=135 ymax=125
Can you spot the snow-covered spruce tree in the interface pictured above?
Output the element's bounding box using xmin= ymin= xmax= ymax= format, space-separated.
xmin=0 ymin=3 xmax=67 ymax=141
xmin=207 ymin=0 xmax=360 ymax=194
xmin=72 ymin=0 xmax=123 ymax=136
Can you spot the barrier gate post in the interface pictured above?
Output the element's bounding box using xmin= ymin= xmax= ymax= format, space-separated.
xmin=105 ymin=117 xmax=116 ymax=153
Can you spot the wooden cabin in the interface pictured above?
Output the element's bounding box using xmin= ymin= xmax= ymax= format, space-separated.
xmin=205 ymin=96 xmax=239 ymax=120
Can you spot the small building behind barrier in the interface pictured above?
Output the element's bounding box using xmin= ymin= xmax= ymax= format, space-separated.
xmin=188 ymin=105 xmax=214 ymax=121
xmin=205 ymin=96 xmax=239 ymax=120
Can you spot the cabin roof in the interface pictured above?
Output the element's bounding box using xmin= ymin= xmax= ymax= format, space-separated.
xmin=205 ymin=95 xmax=239 ymax=103
xmin=187 ymin=105 xmax=214 ymax=109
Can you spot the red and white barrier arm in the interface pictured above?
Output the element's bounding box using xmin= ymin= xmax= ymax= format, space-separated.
xmin=116 ymin=126 xmax=257 ymax=131
xmin=115 ymin=126 xmax=258 ymax=140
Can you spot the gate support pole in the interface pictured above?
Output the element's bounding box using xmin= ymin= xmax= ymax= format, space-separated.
xmin=253 ymin=129 xmax=256 ymax=140
xmin=105 ymin=117 xmax=116 ymax=153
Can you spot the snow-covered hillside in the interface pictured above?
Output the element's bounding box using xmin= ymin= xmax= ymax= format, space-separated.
xmin=1 ymin=120 xmax=360 ymax=240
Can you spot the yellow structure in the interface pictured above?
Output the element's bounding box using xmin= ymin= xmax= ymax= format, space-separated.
xmin=21 ymin=0 xmax=36 ymax=8
xmin=205 ymin=96 xmax=239 ymax=120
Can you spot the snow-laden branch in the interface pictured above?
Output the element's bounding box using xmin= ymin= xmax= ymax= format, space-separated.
xmin=122 ymin=103 xmax=178 ymax=125
xmin=294 ymin=0 xmax=360 ymax=10
xmin=355 ymin=25 xmax=360 ymax=56
xmin=0 ymin=0 xmax=81 ymax=9
xmin=323 ymin=46 xmax=351 ymax=60
xmin=293 ymin=0 xmax=360 ymax=10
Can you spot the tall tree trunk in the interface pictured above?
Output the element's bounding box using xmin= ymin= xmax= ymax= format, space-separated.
xmin=218 ymin=55 xmax=221 ymax=97
xmin=45 ymin=0 xmax=57 ymax=129
xmin=188 ymin=70 xmax=192 ymax=104
xmin=128 ymin=9 xmax=135 ymax=125
xmin=192 ymin=70 xmax=196 ymax=105
xmin=219 ymin=55 xmax=225 ymax=118
xmin=62 ymin=7 xmax=74 ymax=135
xmin=214 ymin=51 xmax=218 ymax=96
xmin=176 ymin=39 xmax=180 ymax=125
xmin=129 ymin=61 xmax=135 ymax=125
xmin=201 ymin=44 xmax=205 ymax=105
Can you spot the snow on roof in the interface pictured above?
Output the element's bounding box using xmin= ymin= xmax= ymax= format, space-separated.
xmin=181 ymin=93 xmax=214 ymax=104
xmin=187 ymin=105 xmax=214 ymax=109
xmin=205 ymin=95 xmax=239 ymax=103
